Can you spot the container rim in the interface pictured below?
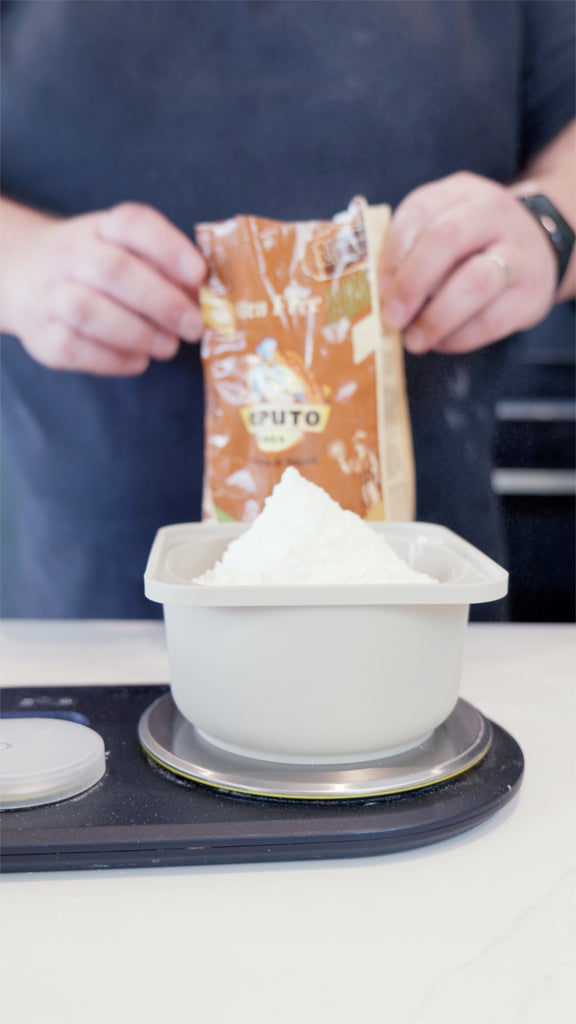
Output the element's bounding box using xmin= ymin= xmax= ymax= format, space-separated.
xmin=144 ymin=521 xmax=508 ymax=607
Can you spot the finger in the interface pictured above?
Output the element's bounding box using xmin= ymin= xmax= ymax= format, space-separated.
xmin=381 ymin=194 xmax=508 ymax=330
xmin=380 ymin=172 xmax=482 ymax=279
xmin=97 ymin=202 xmax=206 ymax=291
xmin=426 ymin=284 xmax=532 ymax=354
xmin=72 ymin=238 xmax=204 ymax=342
xmin=36 ymin=321 xmax=150 ymax=376
xmin=403 ymin=249 xmax=513 ymax=354
xmin=49 ymin=282 xmax=180 ymax=360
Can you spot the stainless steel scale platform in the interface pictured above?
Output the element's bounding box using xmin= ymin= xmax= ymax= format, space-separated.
xmin=139 ymin=693 xmax=493 ymax=800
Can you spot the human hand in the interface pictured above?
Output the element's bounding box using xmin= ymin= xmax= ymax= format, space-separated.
xmin=379 ymin=172 xmax=558 ymax=355
xmin=1 ymin=200 xmax=206 ymax=375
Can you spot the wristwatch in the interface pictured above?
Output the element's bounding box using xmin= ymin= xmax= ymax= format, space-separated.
xmin=517 ymin=193 xmax=575 ymax=290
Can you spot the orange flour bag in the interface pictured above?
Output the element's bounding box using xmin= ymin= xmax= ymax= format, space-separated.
xmin=194 ymin=197 xmax=415 ymax=522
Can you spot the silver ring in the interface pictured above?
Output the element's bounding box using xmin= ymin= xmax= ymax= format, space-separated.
xmin=486 ymin=252 xmax=511 ymax=286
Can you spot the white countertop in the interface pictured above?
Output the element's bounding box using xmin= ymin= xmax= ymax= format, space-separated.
xmin=0 ymin=621 xmax=574 ymax=1024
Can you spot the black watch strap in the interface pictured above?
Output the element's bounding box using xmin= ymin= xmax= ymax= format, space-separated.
xmin=517 ymin=193 xmax=575 ymax=289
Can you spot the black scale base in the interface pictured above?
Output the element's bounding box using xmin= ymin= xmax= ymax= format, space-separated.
xmin=0 ymin=685 xmax=524 ymax=874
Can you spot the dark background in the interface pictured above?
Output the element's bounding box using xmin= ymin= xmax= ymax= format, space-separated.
xmin=491 ymin=305 xmax=575 ymax=622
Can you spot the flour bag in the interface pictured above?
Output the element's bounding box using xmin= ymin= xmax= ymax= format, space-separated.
xmin=194 ymin=197 xmax=415 ymax=522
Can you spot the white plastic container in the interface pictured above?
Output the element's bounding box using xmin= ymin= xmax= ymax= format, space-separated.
xmin=144 ymin=522 xmax=508 ymax=764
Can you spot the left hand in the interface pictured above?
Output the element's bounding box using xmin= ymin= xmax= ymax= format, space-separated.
xmin=379 ymin=171 xmax=557 ymax=355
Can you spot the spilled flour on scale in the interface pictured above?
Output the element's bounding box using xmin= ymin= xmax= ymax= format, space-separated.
xmin=194 ymin=467 xmax=436 ymax=585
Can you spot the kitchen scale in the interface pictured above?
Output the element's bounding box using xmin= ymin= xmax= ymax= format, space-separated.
xmin=0 ymin=685 xmax=524 ymax=873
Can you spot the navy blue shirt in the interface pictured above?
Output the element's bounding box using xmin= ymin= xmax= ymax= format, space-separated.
xmin=1 ymin=0 xmax=574 ymax=617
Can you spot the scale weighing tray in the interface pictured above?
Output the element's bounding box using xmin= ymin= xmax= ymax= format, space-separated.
xmin=0 ymin=685 xmax=524 ymax=874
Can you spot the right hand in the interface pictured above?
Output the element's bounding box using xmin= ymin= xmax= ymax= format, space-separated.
xmin=1 ymin=200 xmax=207 ymax=375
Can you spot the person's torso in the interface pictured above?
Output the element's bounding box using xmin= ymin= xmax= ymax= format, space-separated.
xmin=1 ymin=0 xmax=525 ymax=225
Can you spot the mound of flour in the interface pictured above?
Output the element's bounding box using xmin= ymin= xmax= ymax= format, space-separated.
xmin=194 ymin=467 xmax=436 ymax=585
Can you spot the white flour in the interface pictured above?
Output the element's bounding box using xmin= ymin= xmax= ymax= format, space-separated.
xmin=194 ymin=467 xmax=436 ymax=585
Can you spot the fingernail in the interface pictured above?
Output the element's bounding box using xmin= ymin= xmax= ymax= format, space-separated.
xmin=152 ymin=333 xmax=179 ymax=359
xmin=179 ymin=309 xmax=203 ymax=340
xmin=397 ymin=226 xmax=419 ymax=261
xmin=382 ymin=299 xmax=406 ymax=328
xmin=180 ymin=250 xmax=205 ymax=285
xmin=124 ymin=355 xmax=150 ymax=375
xmin=404 ymin=327 xmax=426 ymax=353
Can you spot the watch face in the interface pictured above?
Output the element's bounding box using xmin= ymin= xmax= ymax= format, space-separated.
xmin=518 ymin=194 xmax=575 ymax=287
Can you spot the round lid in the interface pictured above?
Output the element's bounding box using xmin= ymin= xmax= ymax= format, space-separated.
xmin=0 ymin=717 xmax=106 ymax=810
